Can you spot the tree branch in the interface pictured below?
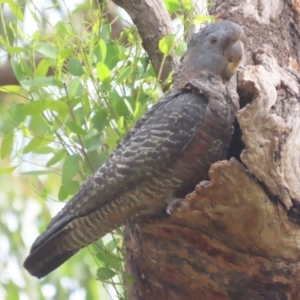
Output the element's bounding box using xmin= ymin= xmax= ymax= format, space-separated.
xmin=112 ymin=0 xmax=179 ymax=84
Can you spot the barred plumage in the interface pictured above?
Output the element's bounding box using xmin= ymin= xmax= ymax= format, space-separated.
xmin=24 ymin=20 xmax=245 ymax=278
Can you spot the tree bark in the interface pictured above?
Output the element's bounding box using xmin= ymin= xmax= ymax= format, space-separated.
xmin=124 ymin=1 xmax=300 ymax=299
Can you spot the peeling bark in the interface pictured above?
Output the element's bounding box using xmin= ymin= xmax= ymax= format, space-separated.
xmin=126 ymin=159 xmax=300 ymax=300
xmin=238 ymin=48 xmax=300 ymax=210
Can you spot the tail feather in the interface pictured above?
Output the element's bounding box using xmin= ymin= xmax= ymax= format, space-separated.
xmin=24 ymin=214 xmax=84 ymax=278
xmin=24 ymin=186 xmax=149 ymax=278
xmin=23 ymin=228 xmax=78 ymax=278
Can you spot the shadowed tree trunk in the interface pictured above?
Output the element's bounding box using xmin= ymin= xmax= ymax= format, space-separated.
xmin=122 ymin=0 xmax=300 ymax=299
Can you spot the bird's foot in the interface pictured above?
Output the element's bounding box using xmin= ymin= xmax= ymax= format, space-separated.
xmin=166 ymin=196 xmax=187 ymax=215
xmin=188 ymin=78 xmax=225 ymax=101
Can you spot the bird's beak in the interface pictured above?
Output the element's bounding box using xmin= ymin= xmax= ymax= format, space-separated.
xmin=224 ymin=40 xmax=244 ymax=79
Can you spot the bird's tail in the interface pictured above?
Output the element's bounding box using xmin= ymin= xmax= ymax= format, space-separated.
xmin=23 ymin=196 xmax=147 ymax=278
xmin=24 ymin=227 xmax=78 ymax=278
xmin=23 ymin=212 xmax=89 ymax=278
xmin=23 ymin=209 xmax=116 ymax=278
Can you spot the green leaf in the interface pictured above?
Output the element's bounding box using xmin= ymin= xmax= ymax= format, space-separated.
xmin=20 ymin=100 xmax=68 ymax=116
xmin=45 ymin=100 xmax=69 ymax=115
xmin=32 ymin=146 xmax=53 ymax=154
xmin=180 ymin=0 xmax=192 ymax=9
xmin=175 ymin=41 xmax=187 ymax=56
xmin=0 ymin=35 xmax=9 ymax=47
xmin=116 ymin=66 xmax=133 ymax=83
xmin=96 ymin=62 xmax=111 ymax=83
xmin=84 ymin=131 xmax=101 ymax=151
xmin=99 ymin=24 xmax=110 ymax=41
xmin=159 ymin=34 xmax=175 ymax=55
xmin=68 ymin=77 xmax=83 ymax=97
xmin=105 ymin=42 xmax=119 ymax=69
xmin=86 ymin=151 xmax=107 ymax=169
xmin=105 ymin=128 xmax=120 ymax=148
xmin=94 ymin=39 xmax=107 ymax=62
xmin=8 ymin=2 xmax=24 ymax=21
xmin=92 ymin=109 xmax=107 ymax=133
xmin=54 ymin=21 xmax=76 ymax=37
xmin=34 ymin=42 xmax=58 ymax=59
xmin=63 ymin=180 xmax=80 ymax=195
xmin=58 ymin=185 xmax=68 ymax=201
xmin=11 ymin=59 xmax=26 ymax=82
xmin=27 ymin=114 xmax=52 ymax=135
xmin=117 ymin=116 xmax=126 ymax=134
xmin=193 ymin=15 xmax=215 ymax=24
xmin=105 ymin=238 xmax=121 ymax=252
xmin=1 ymin=132 xmax=14 ymax=158
xmin=110 ymin=88 xmax=130 ymax=117
xmin=66 ymin=121 xmax=86 ymax=135
xmin=134 ymin=102 xmax=145 ymax=121
xmin=68 ymin=58 xmax=84 ymax=76
xmin=58 ymin=48 xmax=72 ymax=61
xmin=20 ymin=170 xmax=52 ymax=176
xmin=7 ymin=46 xmax=23 ymax=54
xmin=36 ymin=59 xmax=50 ymax=77
xmin=20 ymin=77 xmax=63 ymax=88
xmin=46 ymin=149 xmax=66 ymax=167
xmin=113 ymin=97 xmax=130 ymax=117
xmin=73 ymin=106 xmax=85 ymax=126
xmin=23 ymin=137 xmax=43 ymax=154
xmin=23 ymin=136 xmax=53 ymax=154
xmin=7 ymin=103 xmax=26 ymax=127
xmin=163 ymin=0 xmax=179 ymax=13
xmin=96 ymin=250 xmax=122 ymax=270
xmin=20 ymin=100 xmax=47 ymax=115
xmin=96 ymin=267 xmax=116 ymax=281
xmin=0 ymin=85 xmax=22 ymax=93
xmin=20 ymin=60 xmax=32 ymax=75
xmin=0 ymin=166 xmax=17 ymax=175
xmin=62 ymin=154 xmax=80 ymax=183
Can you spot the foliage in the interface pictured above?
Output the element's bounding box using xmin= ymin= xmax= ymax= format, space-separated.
xmin=0 ymin=0 xmax=213 ymax=299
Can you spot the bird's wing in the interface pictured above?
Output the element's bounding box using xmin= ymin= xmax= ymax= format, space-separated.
xmin=25 ymin=89 xmax=208 ymax=277
xmin=47 ymin=89 xmax=207 ymax=225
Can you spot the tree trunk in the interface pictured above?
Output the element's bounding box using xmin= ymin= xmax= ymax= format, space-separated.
xmin=123 ymin=0 xmax=300 ymax=299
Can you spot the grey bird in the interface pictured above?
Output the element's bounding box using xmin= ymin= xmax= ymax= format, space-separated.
xmin=24 ymin=20 xmax=245 ymax=278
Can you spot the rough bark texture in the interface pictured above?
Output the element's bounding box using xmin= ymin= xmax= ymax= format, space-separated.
xmin=238 ymin=48 xmax=300 ymax=210
xmin=124 ymin=0 xmax=300 ymax=299
xmin=112 ymin=0 xmax=179 ymax=83
xmin=125 ymin=160 xmax=300 ymax=300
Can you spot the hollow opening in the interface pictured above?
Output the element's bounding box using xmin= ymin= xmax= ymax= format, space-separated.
xmin=226 ymin=88 xmax=254 ymax=162
xmin=226 ymin=119 xmax=244 ymax=162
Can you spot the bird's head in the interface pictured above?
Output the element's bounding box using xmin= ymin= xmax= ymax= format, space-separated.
xmin=177 ymin=21 xmax=245 ymax=84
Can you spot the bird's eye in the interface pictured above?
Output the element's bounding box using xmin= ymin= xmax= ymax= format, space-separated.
xmin=210 ymin=37 xmax=217 ymax=43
